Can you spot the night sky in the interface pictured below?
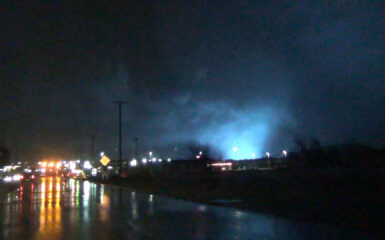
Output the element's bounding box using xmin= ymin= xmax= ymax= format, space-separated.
xmin=1 ymin=1 xmax=384 ymax=161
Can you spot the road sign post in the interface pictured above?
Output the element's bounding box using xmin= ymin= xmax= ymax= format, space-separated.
xmin=100 ymin=155 xmax=111 ymax=180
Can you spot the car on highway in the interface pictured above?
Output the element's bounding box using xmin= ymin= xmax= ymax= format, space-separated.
xmin=21 ymin=172 xmax=37 ymax=181
xmin=2 ymin=173 xmax=22 ymax=182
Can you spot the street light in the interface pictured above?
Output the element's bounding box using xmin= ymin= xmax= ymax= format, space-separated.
xmin=130 ymin=159 xmax=137 ymax=167
xmin=251 ymin=153 xmax=256 ymax=158
xmin=282 ymin=150 xmax=287 ymax=158
xmin=199 ymin=151 xmax=203 ymax=156
xmin=69 ymin=161 xmax=76 ymax=170
xmin=83 ymin=161 xmax=92 ymax=169
xmin=266 ymin=152 xmax=270 ymax=159
xmin=56 ymin=162 xmax=62 ymax=169
xmin=233 ymin=147 xmax=238 ymax=160
xmin=100 ymin=152 xmax=104 ymax=157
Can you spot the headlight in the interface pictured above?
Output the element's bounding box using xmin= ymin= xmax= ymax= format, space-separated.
xmin=12 ymin=175 xmax=21 ymax=181
xmin=3 ymin=176 xmax=12 ymax=182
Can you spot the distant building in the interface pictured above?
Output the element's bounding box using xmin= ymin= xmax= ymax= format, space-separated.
xmin=170 ymin=159 xmax=211 ymax=175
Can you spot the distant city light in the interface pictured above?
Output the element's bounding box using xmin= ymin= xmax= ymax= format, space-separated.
xmin=83 ymin=161 xmax=92 ymax=169
xmin=71 ymin=169 xmax=82 ymax=174
xmin=152 ymin=157 xmax=156 ymax=162
xmin=167 ymin=158 xmax=171 ymax=162
xmin=69 ymin=161 xmax=76 ymax=170
xmin=210 ymin=162 xmax=232 ymax=167
xmin=3 ymin=166 xmax=12 ymax=172
xmin=130 ymin=159 xmax=138 ymax=167
xmin=56 ymin=162 xmax=62 ymax=169
xmin=158 ymin=159 xmax=162 ymax=162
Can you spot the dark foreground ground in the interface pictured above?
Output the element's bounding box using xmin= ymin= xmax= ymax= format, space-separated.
xmin=0 ymin=182 xmax=19 ymax=198
xmin=95 ymin=168 xmax=385 ymax=237
xmin=1 ymin=178 xmax=376 ymax=239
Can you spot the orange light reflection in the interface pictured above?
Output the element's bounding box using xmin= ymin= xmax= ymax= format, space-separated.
xmin=33 ymin=177 xmax=62 ymax=240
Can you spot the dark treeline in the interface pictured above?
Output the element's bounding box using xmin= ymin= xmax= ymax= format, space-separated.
xmin=288 ymin=138 xmax=385 ymax=170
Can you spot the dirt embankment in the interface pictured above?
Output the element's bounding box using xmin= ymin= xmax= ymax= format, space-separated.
xmin=92 ymin=168 xmax=385 ymax=236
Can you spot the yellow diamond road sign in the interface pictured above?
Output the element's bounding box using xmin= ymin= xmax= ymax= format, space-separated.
xmin=100 ymin=155 xmax=111 ymax=166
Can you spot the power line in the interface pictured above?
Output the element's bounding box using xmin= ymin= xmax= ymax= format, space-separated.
xmin=134 ymin=137 xmax=139 ymax=165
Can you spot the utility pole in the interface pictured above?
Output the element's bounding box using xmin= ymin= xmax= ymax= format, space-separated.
xmin=91 ymin=134 xmax=95 ymax=165
xmin=113 ymin=101 xmax=128 ymax=175
xmin=134 ymin=137 xmax=139 ymax=161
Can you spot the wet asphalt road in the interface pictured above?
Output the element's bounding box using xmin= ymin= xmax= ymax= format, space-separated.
xmin=0 ymin=177 xmax=376 ymax=240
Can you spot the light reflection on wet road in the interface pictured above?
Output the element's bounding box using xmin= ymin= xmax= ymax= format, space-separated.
xmin=0 ymin=177 xmax=375 ymax=239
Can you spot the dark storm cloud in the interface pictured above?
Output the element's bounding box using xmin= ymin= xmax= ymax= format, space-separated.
xmin=0 ymin=1 xmax=384 ymax=160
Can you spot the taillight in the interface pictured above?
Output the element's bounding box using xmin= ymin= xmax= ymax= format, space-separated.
xmin=32 ymin=175 xmax=35 ymax=179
